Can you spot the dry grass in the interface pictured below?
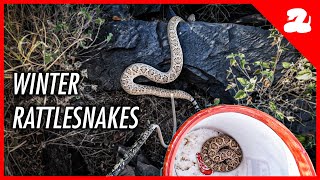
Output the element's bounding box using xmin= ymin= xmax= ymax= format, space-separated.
xmin=4 ymin=4 xmax=112 ymax=175
xmin=4 ymin=5 xmax=110 ymax=75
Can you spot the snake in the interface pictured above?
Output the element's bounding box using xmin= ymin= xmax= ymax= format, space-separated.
xmin=120 ymin=16 xmax=199 ymax=110
xmin=201 ymin=134 xmax=243 ymax=172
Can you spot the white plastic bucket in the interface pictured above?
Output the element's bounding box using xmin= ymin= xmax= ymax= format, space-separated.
xmin=163 ymin=105 xmax=315 ymax=176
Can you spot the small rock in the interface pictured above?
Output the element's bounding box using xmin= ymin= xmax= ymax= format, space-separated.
xmin=233 ymin=14 xmax=268 ymax=27
xmin=135 ymin=161 xmax=160 ymax=176
xmin=119 ymin=165 xmax=135 ymax=176
xmin=102 ymin=5 xmax=130 ymax=20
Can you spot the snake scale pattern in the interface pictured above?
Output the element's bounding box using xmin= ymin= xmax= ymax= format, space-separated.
xmin=120 ymin=16 xmax=242 ymax=173
xmin=120 ymin=16 xmax=199 ymax=110
xmin=201 ymin=134 xmax=243 ymax=172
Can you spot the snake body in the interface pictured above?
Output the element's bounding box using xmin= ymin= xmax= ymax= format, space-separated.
xmin=201 ymin=134 xmax=242 ymax=172
xmin=120 ymin=16 xmax=199 ymax=110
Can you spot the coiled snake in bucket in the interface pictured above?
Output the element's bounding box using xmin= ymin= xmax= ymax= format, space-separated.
xmin=120 ymin=16 xmax=199 ymax=110
xmin=201 ymin=134 xmax=242 ymax=172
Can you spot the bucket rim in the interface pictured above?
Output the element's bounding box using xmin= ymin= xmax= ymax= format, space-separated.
xmin=162 ymin=105 xmax=316 ymax=176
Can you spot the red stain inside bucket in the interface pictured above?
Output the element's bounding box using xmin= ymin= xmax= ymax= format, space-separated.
xmin=196 ymin=152 xmax=213 ymax=175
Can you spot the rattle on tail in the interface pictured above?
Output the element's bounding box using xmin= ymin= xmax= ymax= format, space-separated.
xmin=120 ymin=16 xmax=199 ymax=111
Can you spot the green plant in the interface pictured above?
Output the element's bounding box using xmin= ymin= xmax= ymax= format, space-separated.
xmin=295 ymin=134 xmax=316 ymax=150
xmin=205 ymin=98 xmax=221 ymax=107
xmin=225 ymin=29 xmax=316 ymax=124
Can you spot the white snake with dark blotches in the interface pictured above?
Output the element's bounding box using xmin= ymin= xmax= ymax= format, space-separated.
xmin=120 ymin=16 xmax=199 ymax=110
xmin=201 ymin=134 xmax=243 ymax=172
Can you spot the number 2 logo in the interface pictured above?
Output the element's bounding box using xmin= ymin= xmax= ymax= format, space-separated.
xmin=284 ymin=8 xmax=311 ymax=33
